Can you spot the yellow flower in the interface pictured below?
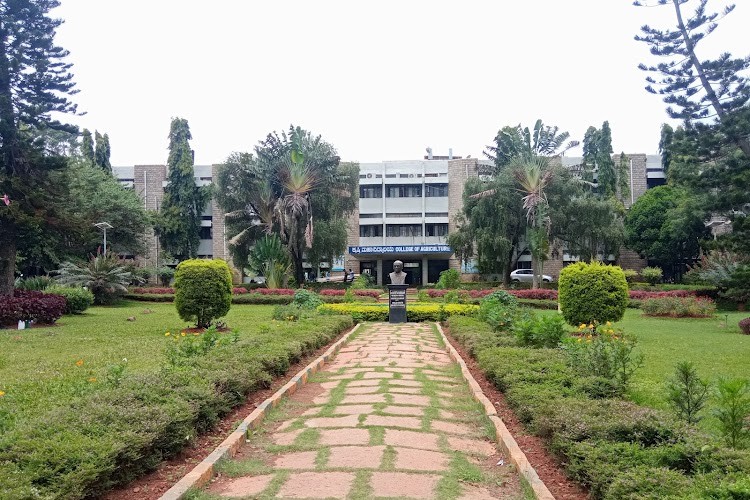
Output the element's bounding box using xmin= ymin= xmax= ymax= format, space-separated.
xmin=588 ymin=323 xmax=594 ymax=329
xmin=75 ymin=359 xmax=84 ymax=367
xmin=181 ymin=332 xmax=186 ymax=337
xmin=607 ymin=329 xmax=615 ymax=335
xmin=576 ymin=338 xmax=582 ymax=343
xmin=165 ymin=332 xmax=171 ymax=336
xmin=193 ymin=332 xmax=200 ymax=336
xmin=88 ymin=377 xmax=97 ymax=383
xmin=606 ymin=321 xmax=612 ymax=326
xmin=0 ymin=391 xmax=5 ymax=397
xmin=579 ymin=323 xmax=586 ymax=329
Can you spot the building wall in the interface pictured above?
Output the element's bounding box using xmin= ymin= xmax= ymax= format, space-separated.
xmin=133 ymin=165 xmax=167 ymax=269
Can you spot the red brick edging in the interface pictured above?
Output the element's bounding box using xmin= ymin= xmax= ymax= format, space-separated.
xmin=435 ymin=323 xmax=555 ymax=500
xmin=157 ymin=323 xmax=363 ymax=500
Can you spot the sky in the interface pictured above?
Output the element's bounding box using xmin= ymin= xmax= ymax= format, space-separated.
xmin=52 ymin=0 xmax=750 ymax=166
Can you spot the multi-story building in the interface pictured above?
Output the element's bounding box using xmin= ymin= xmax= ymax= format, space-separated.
xmin=115 ymin=152 xmax=666 ymax=284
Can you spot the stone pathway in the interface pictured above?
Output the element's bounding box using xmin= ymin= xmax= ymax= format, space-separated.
xmin=202 ymin=323 xmax=523 ymax=499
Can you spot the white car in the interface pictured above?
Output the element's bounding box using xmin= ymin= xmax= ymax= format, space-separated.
xmin=510 ymin=269 xmax=552 ymax=283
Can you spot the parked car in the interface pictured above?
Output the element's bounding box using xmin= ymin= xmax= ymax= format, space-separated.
xmin=510 ymin=269 xmax=552 ymax=283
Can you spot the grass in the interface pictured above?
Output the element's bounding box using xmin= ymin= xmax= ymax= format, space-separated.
xmin=0 ymin=301 xmax=353 ymax=499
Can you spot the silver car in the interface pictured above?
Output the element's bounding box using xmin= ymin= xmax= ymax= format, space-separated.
xmin=510 ymin=269 xmax=552 ymax=283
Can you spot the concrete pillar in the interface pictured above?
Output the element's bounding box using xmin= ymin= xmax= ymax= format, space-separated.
xmin=376 ymin=259 xmax=383 ymax=286
xmin=422 ymin=257 xmax=429 ymax=285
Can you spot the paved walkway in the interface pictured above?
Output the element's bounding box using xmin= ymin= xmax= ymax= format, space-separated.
xmin=204 ymin=323 xmax=523 ymax=499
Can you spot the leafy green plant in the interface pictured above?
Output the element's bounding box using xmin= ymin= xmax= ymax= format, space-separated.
xmin=164 ymin=326 xmax=240 ymax=367
xmin=713 ymin=378 xmax=750 ymax=449
xmin=292 ymin=288 xmax=323 ymax=309
xmin=558 ymin=261 xmax=629 ymax=326
xmin=350 ymin=273 xmax=373 ymax=290
xmin=343 ymin=287 xmax=354 ymax=303
xmin=478 ymin=290 xmax=520 ymax=332
xmin=641 ymin=266 xmax=663 ymax=286
xmin=249 ymin=235 xmax=291 ymax=289
xmin=514 ymin=313 xmax=568 ymax=348
xmin=622 ymin=269 xmax=639 ymax=284
xmin=55 ymin=252 xmax=132 ymax=305
xmin=173 ymin=259 xmax=232 ymax=328
xmin=272 ymin=304 xmax=314 ymax=321
xmin=641 ymin=296 xmax=716 ymax=318
xmin=721 ymin=265 xmax=750 ymax=309
xmin=157 ymin=266 xmax=175 ymax=286
xmin=417 ymin=289 xmax=429 ymax=302
xmin=666 ymin=361 xmax=709 ymax=424
xmin=14 ymin=275 xmax=54 ymax=290
xmin=46 ymin=285 xmax=95 ymax=314
xmin=436 ymin=268 xmax=461 ymax=289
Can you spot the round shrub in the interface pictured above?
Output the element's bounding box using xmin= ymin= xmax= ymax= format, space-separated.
xmin=558 ymin=261 xmax=628 ymax=326
xmin=740 ymin=317 xmax=750 ymax=335
xmin=436 ymin=269 xmax=461 ymax=289
xmin=641 ymin=266 xmax=663 ymax=286
xmin=47 ymin=285 xmax=94 ymax=314
xmin=478 ymin=290 xmax=520 ymax=332
xmin=292 ymin=289 xmax=323 ymax=309
xmin=173 ymin=259 xmax=232 ymax=328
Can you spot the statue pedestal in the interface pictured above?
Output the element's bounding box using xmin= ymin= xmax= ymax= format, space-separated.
xmin=388 ymin=284 xmax=408 ymax=323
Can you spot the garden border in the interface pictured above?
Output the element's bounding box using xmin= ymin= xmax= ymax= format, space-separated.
xmin=157 ymin=323 xmax=362 ymax=500
xmin=435 ymin=322 xmax=555 ymax=500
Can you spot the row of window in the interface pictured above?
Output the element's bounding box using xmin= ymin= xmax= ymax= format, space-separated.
xmin=359 ymin=173 xmax=448 ymax=179
xmin=359 ymin=184 xmax=449 ymax=198
xmin=360 ymin=224 xmax=449 ymax=238
xmin=360 ymin=212 xmax=449 ymax=219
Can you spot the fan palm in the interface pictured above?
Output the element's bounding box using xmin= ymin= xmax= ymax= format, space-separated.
xmin=55 ymin=252 xmax=131 ymax=304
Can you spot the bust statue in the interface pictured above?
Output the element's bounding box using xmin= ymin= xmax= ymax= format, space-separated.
xmin=389 ymin=260 xmax=407 ymax=285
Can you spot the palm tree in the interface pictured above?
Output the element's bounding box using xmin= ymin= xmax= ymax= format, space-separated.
xmin=55 ymin=252 xmax=131 ymax=304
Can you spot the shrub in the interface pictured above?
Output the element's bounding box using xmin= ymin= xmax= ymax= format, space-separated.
xmin=558 ymin=262 xmax=629 ymax=326
xmin=641 ymin=296 xmax=716 ymax=318
xmin=350 ymin=273 xmax=374 ymax=289
xmin=0 ymin=290 xmax=67 ymax=325
xmin=47 ymin=285 xmax=94 ymax=314
xmin=292 ymin=289 xmax=323 ymax=309
xmin=713 ymin=378 xmax=750 ymax=449
xmin=641 ymin=266 xmax=663 ymax=285
xmin=508 ymin=289 xmax=558 ymax=300
xmin=478 ymin=290 xmax=520 ymax=332
xmin=14 ymin=275 xmax=54 ymax=290
xmin=740 ymin=317 xmax=750 ymax=335
xmin=622 ymin=269 xmax=639 ymax=284
xmin=436 ymin=268 xmax=461 ymax=289
xmin=666 ymin=361 xmax=710 ymax=425
xmin=318 ymin=303 xmax=477 ymax=322
xmin=156 ymin=266 xmax=175 ymax=286
xmin=514 ymin=313 xmax=568 ymax=348
xmin=272 ymin=304 xmax=315 ymax=321
xmin=173 ymin=259 xmax=232 ymax=328
xmin=55 ymin=253 xmax=131 ymax=305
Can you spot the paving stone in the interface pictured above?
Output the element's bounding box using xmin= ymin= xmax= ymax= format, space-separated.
xmin=329 ymin=404 xmax=375 ymax=415
xmin=304 ymin=415 xmax=360 ymax=428
xmin=431 ymin=420 xmax=476 ymax=436
xmin=393 ymin=447 xmax=450 ymax=471
xmin=270 ymin=428 xmax=304 ymax=445
xmin=340 ymin=394 xmax=388 ymax=404
xmin=348 ymin=379 xmax=382 ymax=387
xmin=276 ymin=471 xmax=355 ymax=498
xmin=213 ymin=474 xmax=274 ymax=497
xmin=388 ymin=379 xmax=422 ymax=388
xmin=458 ymin=484 xmax=498 ymax=499
xmin=345 ymin=386 xmax=381 ymax=394
xmin=384 ymin=429 xmax=440 ymax=451
xmin=318 ymin=428 xmax=371 ymax=446
xmin=446 ymin=436 xmax=498 ymax=456
xmin=388 ymin=387 xmax=422 ymax=395
xmin=363 ymin=415 xmax=422 ymax=429
xmin=362 ymin=372 xmax=394 ymax=379
xmin=273 ymin=450 xmax=317 ymax=469
xmin=381 ymin=405 xmax=424 ymax=416
xmin=327 ymin=445 xmax=385 ymax=468
xmin=370 ymin=472 xmax=440 ymax=498
xmin=390 ymin=394 xmax=431 ymax=406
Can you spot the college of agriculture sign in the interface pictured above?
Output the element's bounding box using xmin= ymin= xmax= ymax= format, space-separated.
xmin=348 ymin=245 xmax=452 ymax=255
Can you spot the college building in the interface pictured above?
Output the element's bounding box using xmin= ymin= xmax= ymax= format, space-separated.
xmin=114 ymin=152 xmax=667 ymax=284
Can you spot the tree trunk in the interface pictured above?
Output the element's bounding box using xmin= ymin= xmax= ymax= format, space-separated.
xmin=0 ymin=223 xmax=16 ymax=296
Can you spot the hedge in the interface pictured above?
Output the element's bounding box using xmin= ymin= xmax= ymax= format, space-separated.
xmin=174 ymin=260 xmax=233 ymax=328
xmin=558 ymin=262 xmax=629 ymax=325
xmin=0 ymin=290 xmax=67 ymax=326
xmin=446 ymin=316 xmax=750 ymax=499
xmin=319 ymin=303 xmax=478 ymax=322
xmin=0 ymin=315 xmax=354 ymax=499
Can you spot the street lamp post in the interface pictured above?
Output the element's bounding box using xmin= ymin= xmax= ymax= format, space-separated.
xmin=94 ymin=222 xmax=113 ymax=254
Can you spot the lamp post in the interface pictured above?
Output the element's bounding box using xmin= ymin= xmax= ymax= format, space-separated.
xmin=93 ymin=222 xmax=113 ymax=254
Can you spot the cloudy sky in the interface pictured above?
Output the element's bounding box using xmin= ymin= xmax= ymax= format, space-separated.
xmin=53 ymin=0 xmax=749 ymax=166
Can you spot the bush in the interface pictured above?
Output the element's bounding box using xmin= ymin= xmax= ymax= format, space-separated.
xmin=558 ymin=262 xmax=629 ymax=326
xmin=0 ymin=290 xmax=67 ymax=325
xmin=514 ymin=313 xmax=568 ymax=348
xmin=292 ymin=289 xmax=323 ymax=309
xmin=318 ymin=303 xmax=478 ymax=322
xmin=436 ymin=269 xmax=461 ymax=289
xmin=478 ymin=290 xmax=520 ymax=332
xmin=173 ymin=259 xmax=232 ymax=328
xmin=156 ymin=266 xmax=175 ymax=286
xmin=55 ymin=253 xmax=131 ymax=305
xmin=14 ymin=275 xmax=54 ymax=290
xmin=666 ymin=361 xmax=709 ymax=425
xmin=713 ymin=378 xmax=750 ymax=449
xmin=622 ymin=269 xmax=639 ymax=284
xmin=350 ymin=273 xmax=374 ymax=289
xmin=641 ymin=296 xmax=716 ymax=318
xmin=740 ymin=317 xmax=750 ymax=335
xmin=272 ymin=304 xmax=314 ymax=321
xmin=47 ymin=285 xmax=94 ymax=314
xmin=641 ymin=266 xmax=663 ymax=285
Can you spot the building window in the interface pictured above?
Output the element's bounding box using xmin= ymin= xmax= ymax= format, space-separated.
xmin=386 ymin=224 xmax=422 ymax=237
xmin=359 ymin=185 xmax=382 ymax=198
xmin=385 ymin=213 xmax=421 ymax=218
xmin=360 ymin=213 xmax=382 ymax=219
xmin=425 ymin=184 xmax=448 ymax=197
xmin=359 ymin=225 xmax=383 ymax=237
xmin=199 ymin=227 xmax=213 ymax=239
xmin=385 ymin=173 xmax=397 ymax=178
xmin=425 ymin=223 xmax=448 ymax=237
xmin=425 ymin=212 xmax=449 ymax=218
xmin=386 ymin=185 xmax=422 ymax=198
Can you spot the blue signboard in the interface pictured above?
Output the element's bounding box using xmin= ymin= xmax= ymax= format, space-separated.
xmin=348 ymin=245 xmax=452 ymax=255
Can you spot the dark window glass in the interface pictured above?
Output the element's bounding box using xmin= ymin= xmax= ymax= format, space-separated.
xmin=386 ymin=224 xmax=422 ymax=237
xmin=425 ymin=184 xmax=448 ymax=197
xmin=359 ymin=225 xmax=383 ymax=237
xmin=425 ymin=224 xmax=448 ymax=237
xmin=359 ymin=185 xmax=382 ymax=198
xmin=199 ymin=227 xmax=212 ymax=239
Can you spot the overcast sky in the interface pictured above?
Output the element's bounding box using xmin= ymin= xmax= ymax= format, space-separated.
xmin=52 ymin=1 xmax=749 ymax=166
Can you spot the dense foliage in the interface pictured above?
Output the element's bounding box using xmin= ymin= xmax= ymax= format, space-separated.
xmin=0 ymin=289 xmax=67 ymax=325
xmin=55 ymin=253 xmax=131 ymax=305
xmin=558 ymin=262 xmax=629 ymax=325
xmin=173 ymin=259 xmax=232 ymax=328
xmin=47 ymin=285 xmax=94 ymax=314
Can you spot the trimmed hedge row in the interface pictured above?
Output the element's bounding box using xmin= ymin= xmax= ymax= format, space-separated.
xmin=0 ymin=290 xmax=67 ymax=326
xmin=446 ymin=316 xmax=750 ymax=499
xmin=131 ymin=287 xmax=296 ymax=296
xmin=319 ymin=289 xmax=382 ymax=298
xmin=319 ymin=303 xmax=478 ymax=322
xmin=0 ymin=315 xmax=354 ymax=499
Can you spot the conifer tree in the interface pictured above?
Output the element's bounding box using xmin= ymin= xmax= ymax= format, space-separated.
xmin=81 ymin=128 xmax=95 ymax=166
xmin=0 ymin=0 xmax=79 ymax=296
xmin=157 ymin=118 xmax=208 ymax=261
xmin=94 ymin=130 xmax=111 ymax=172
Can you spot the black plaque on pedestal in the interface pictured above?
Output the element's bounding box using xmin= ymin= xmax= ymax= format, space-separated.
xmin=388 ymin=284 xmax=408 ymax=323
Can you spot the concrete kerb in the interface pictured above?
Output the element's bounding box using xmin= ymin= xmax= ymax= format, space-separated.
xmin=434 ymin=322 xmax=555 ymax=500
xmin=158 ymin=322 xmax=362 ymax=500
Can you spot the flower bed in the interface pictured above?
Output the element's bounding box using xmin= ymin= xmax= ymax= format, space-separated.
xmin=0 ymin=290 xmax=67 ymax=326
xmin=319 ymin=289 xmax=382 ymax=298
xmin=641 ymin=296 xmax=716 ymax=318
xmin=131 ymin=287 xmax=295 ymax=296
xmin=318 ymin=302 xmax=478 ymax=322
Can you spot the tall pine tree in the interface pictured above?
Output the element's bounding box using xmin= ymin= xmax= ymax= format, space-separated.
xmin=94 ymin=130 xmax=111 ymax=172
xmin=0 ymin=0 xmax=79 ymax=296
xmin=157 ymin=118 xmax=208 ymax=261
xmin=81 ymin=128 xmax=95 ymax=166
